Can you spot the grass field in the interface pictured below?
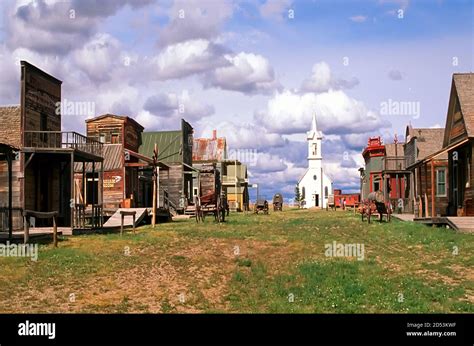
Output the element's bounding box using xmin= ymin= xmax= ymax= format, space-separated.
xmin=0 ymin=208 xmax=472 ymax=313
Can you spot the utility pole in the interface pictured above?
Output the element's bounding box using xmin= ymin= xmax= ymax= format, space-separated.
xmin=152 ymin=143 xmax=158 ymax=228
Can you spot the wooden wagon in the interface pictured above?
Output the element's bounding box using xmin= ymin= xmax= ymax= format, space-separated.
xmin=358 ymin=191 xmax=392 ymax=223
xmin=195 ymin=165 xmax=227 ymax=223
xmin=254 ymin=199 xmax=269 ymax=214
xmin=272 ymin=193 xmax=283 ymax=211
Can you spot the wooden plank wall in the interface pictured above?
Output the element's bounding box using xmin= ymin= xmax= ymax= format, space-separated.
xmin=0 ymin=159 xmax=21 ymax=208
xmin=159 ymin=164 xmax=183 ymax=207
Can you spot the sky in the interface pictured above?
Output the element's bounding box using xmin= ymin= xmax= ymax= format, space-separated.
xmin=0 ymin=0 xmax=473 ymax=201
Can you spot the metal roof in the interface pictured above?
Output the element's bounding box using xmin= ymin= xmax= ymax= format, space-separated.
xmin=74 ymin=144 xmax=122 ymax=172
xmin=192 ymin=137 xmax=226 ymax=162
xmin=139 ymin=131 xmax=183 ymax=163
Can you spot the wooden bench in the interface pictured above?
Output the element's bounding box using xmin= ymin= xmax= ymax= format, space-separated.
xmin=120 ymin=211 xmax=136 ymax=236
xmin=24 ymin=210 xmax=59 ymax=247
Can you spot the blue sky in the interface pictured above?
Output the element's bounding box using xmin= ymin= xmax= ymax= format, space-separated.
xmin=0 ymin=0 xmax=472 ymax=200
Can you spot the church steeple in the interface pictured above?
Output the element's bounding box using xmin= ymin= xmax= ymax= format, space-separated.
xmin=307 ymin=113 xmax=322 ymax=140
xmin=307 ymin=113 xmax=322 ymax=166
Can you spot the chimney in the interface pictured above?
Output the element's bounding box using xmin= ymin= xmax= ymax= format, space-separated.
xmin=212 ymin=129 xmax=217 ymax=140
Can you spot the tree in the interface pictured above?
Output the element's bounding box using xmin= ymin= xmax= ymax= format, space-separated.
xmin=295 ymin=185 xmax=302 ymax=208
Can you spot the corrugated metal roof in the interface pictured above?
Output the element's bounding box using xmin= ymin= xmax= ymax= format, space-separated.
xmin=74 ymin=144 xmax=122 ymax=172
xmin=139 ymin=131 xmax=182 ymax=163
xmin=192 ymin=137 xmax=226 ymax=162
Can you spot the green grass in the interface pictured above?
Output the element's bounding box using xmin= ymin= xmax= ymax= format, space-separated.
xmin=0 ymin=208 xmax=472 ymax=313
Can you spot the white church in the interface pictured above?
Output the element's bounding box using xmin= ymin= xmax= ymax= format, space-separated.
xmin=297 ymin=114 xmax=333 ymax=209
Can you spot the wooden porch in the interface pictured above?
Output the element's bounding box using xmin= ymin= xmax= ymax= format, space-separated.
xmin=414 ymin=216 xmax=474 ymax=233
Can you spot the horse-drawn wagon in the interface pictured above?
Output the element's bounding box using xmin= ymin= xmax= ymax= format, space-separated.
xmin=194 ymin=165 xmax=227 ymax=223
xmin=254 ymin=199 xmax=269 ymax=214
xmin=358 ymin=190 xmax=392 ymax=223
xmin=273 ymin=193 xmax=283 ymax=211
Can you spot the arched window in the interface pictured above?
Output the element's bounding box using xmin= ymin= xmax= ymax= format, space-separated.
xmin=325 ymin=186 xmax=328 ymax=196
xmin=302 ymin=187 xmax=305 ymax=199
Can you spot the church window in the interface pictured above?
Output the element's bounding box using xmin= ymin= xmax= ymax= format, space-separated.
xmin=313 ymin=174 xmax=317 ymax=180
xmin=325 ymin=186 xmax=328 ymax=196
xmin=312 ymin=143 xmax=317 ymax=156
xmin=302 ymin=187 xmax=305 ymax=199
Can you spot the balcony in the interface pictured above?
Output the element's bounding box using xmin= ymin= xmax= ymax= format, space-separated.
xmin=24 ymin=131 xmax=103 ymax=158
xmin=383 ymin=156 xmax=408 ymax=171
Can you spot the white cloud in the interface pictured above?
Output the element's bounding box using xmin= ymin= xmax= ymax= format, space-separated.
xmin=300 ymin=61 xmax=359 ymax=93
xmin=255 ymin=89 xmax=390 ymax=136
xmin=153 ymin=39 xmax=228 ymax=80
xmin=205 ymin=52 xmax=280 ymax=94
xmin=143 ymin=90 xmax=214 ymax=124
xmin=254 ymin=153 xmax=288 ymax=173
xmin=199 ymin=120 xmax=285 ymax=150
xmin=159 ymin=0 xmax=234 ymax=46
xmin=72 ymin=33 xmax=123 ymax=83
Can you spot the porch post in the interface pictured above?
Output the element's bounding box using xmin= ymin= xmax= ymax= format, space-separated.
xmin=431 ymin=160 xmax=435 ymax=217
xmin=92 ymin=161 xmax=96 ymax=226
xmin=70 ymin=152 xmax=74 ymax=229
xmin=7 ymin=151 xmax=13 ymax=241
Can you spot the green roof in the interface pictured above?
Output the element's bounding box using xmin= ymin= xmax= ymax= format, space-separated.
xmin=139 ymin=131 xmax=183 ymax=163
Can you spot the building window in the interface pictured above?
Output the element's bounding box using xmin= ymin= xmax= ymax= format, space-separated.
xmin=324 ymin=186 xmax=328 ymax=196
xmin=111 ymin=133 xmax=119 ymax=144
xmin=373 ymin=177 xmax=381 ymax=192
xmin=313 ymin=174 xmax=317 ymax=180
xmin=301 ymin=187 xmax=305 ymax=199
xmin=312 ymin=143 xmax=317 ymax=156
xmin=99 ymin=133 xmax=106 ymax=143
xmin=436 ymin=169 xmax=446 ymax=196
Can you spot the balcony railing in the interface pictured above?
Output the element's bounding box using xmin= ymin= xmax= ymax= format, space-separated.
xmin=24 ymin=131 xmax=103 ymax=157
xmin=383 ymin=156 xmax=408 ymax=171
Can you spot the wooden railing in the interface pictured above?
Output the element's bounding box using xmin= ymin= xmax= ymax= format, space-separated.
xmin=24 ymin=131 xmax=103 ymax=157
xmin=73 ymin=203 xmax=103 ymax=229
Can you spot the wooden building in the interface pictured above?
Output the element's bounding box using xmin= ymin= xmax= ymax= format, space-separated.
xmin=359 ymin=136 xmax=411 ymax=212
xmin=139 ymin=119 xmax=194 ymax=214
xmin=77 ymin=114 xmax=161 ymax=210
xmin=429 ymin=73 xmax=474 ymax=217
xmin=192 ymin=129 xmax=226 ymax=197
xmin=404 ymin=126 xmax=448 ymax=217
xmin=0 ymin=61 xmax=103 ymax=233
xmin=221 ymin=160 xmax=249 ymax=211
xmin=333 ymin=189 xmax=360 ymax=208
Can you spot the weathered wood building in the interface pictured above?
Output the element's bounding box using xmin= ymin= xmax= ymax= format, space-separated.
xmin=0 ymin=61 xmax=103 ymax=233
xmin=404 ymin=126 xmax=448 ymax=217
xmin=359 ymin=136 xmax=411 ymax=212
xmin=77 ymin=114 xmax=159 ymax=210
xmin=435 ymin=73 xmax=474 ymax=216
xmin=139 ymin=119 xmax=194 ymax=214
